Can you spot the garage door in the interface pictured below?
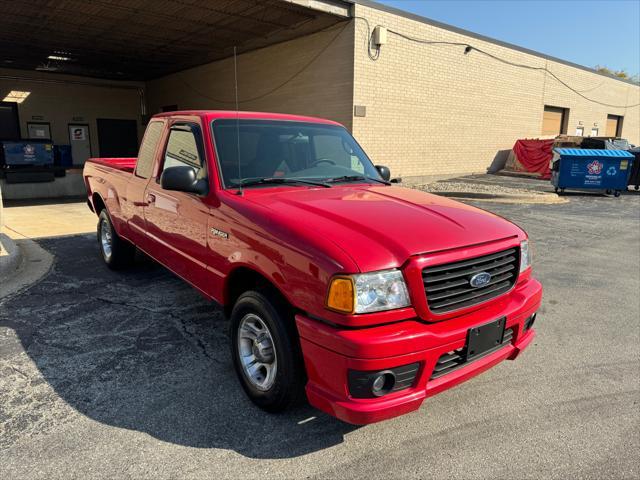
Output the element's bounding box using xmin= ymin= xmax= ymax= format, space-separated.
xmin=542 ymin=106 xmax=566 ymax=136
xmin=606 ymin=115 xmax=622 ymax=137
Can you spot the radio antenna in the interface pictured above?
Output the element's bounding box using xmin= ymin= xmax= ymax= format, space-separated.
xmin=234 ymin=46 xmax=243 ymax=196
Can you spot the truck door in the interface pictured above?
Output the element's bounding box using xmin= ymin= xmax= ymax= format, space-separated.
xmin=143 ymin=121 xmax=210 ymax=290
xmin=123 ymin=120 xmax=165 ymax=251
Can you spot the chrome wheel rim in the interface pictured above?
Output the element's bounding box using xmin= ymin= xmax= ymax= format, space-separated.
xmin=100 ymin=219 xmax=113 ymax=261
xmin=237 ymin=313 xmax=277 ymax=391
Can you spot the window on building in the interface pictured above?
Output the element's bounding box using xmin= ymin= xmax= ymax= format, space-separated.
xmin=606 ymin=114 xmax=623 ymax=138
xmin=542 ymin=106 xmax=569 ymax=136
xmin=135 ymin=121 xmax=164 ymax=179
xmin=575 ymin=126 xmax=584 ymax=136
xmin=591 ymin=128 xmax=599 ymax=137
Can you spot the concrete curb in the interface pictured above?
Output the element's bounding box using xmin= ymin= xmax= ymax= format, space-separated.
xmin=0 ymin=236 xmax=54 ymax=300
xmin=0 ymin=232 xmax=23 ymax=283
xmin=434 ymin=191 xmax=570 ymax=204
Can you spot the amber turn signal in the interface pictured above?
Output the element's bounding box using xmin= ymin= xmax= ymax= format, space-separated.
xmin=326 ymin=276 xmax=355 ymax=313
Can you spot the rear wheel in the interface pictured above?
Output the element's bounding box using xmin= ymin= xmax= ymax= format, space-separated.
xmin=97 ymin=210 xmax=135 ymax=270
xmin=230 ymin=290 xmax=306 ymax=412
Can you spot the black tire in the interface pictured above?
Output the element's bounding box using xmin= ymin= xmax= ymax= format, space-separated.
xmin=554 ymin=187 xmax=559 ymax=193
xmin=97 ymin=210 xmax=135 ymax=270
xmin=230 ymin=290 xmax=306 ymax=412
xmin=606 ymin=189 xmax=612 ymax=195
xmin=614 ymin=190 xmax=621 ymax=197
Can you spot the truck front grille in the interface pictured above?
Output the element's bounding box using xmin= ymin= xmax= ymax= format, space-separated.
xmin=430 ymin=328 xmax=514 ymax=380
xmin=422 ymin=247 xmax=520 ymax=314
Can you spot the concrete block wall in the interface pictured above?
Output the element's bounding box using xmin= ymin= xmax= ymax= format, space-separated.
xmin=146 ymin=23 xmax=355 ymax=130
xmin=351 ymin=3 xmax=640 ymax=180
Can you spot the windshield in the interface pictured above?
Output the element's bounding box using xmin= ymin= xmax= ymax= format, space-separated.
xmin=211 ymin=119 xmax=382 ymax=188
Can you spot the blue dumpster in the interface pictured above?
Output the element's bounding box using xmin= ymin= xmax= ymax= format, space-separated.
xmin=1 ymin=141 xmax=54 ymax=166
xmin=551 ymin=148 xmax=634 ymax=197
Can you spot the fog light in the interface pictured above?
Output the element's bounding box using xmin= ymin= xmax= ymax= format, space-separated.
xmin=371 ymin=371 xmax=395 ymax=396
xmin=372 ymin=374 xmax=386 ymax=392
xmin=348 ymin=363 xmax=419 ymax=399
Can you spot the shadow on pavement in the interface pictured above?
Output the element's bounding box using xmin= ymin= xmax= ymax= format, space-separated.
xmin=0 ymin=233 xmax=358 ymax=458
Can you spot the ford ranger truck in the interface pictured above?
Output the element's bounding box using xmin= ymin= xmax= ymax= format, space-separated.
xmin=83 ymin=111 xmax=542 ymax=424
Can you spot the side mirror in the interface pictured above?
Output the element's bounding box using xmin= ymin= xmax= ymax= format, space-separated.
xmin=390 ymin=177 xmax=402 ymax=183
xmin=160 ymin=166 xmax=207 ymax=195
xmin=375 ymin=165 xmax=391 ymax=182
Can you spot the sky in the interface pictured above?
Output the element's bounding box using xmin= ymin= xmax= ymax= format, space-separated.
xmin=376 ymin=0 xmax=640 ymax=77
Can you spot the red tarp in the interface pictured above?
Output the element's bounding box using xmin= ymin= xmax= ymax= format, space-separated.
xmin=512 ymin=139 xmax=554 ymax=179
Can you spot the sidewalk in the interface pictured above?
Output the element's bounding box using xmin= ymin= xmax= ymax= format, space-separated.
xmin=0 ymin=199 xmax=96 ymax=298
xmin=1 ymin=199 xmax=97 ymax=240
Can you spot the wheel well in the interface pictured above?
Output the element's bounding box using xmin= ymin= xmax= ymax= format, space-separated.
xmin=92 ymin=193 xmax=106 ymax=215
xmin=224 ymin=267 xmax=289 ymax=317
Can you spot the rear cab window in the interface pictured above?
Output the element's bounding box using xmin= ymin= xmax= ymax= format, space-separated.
xmin=135 ymin=121 xmax=164 ymax=179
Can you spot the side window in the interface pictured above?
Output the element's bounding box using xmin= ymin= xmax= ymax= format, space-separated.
xmin=161 ymin=125 xmax=206 ymax=182
xmin=135 ymin=121 xmax=163 ymax=179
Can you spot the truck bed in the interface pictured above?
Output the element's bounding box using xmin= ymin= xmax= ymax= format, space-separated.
xmin=87 ymin=157 xmax=137 ymax=173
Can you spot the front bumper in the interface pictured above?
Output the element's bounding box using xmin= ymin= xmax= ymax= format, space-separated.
xmin=296 ymin=277 xmax=542 ymax=425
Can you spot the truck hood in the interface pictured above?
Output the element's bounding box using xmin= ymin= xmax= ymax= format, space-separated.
xmin=245 ymin=185 xmax=523 ymax=272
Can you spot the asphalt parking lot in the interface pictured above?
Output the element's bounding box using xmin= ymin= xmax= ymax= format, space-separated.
xmin=1 ymin=185 xmax=639 ymax=479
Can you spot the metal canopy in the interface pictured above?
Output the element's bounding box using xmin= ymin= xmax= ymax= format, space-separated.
xmin=0 ymin=0 xmax=350 ymax=80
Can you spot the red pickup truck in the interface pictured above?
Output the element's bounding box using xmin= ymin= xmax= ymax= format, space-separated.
xmin=83 ymin=111 xmax=542 ymax=424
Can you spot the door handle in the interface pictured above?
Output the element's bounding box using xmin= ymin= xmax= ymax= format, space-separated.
xmin=146 ymin=193 xmax=156 ymax=203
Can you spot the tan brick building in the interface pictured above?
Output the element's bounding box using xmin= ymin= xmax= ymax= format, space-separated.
xmin=350 ymin=1 xmax=639 ymax=180
xmin=1 ymin=0 xmax=639 ymax=197
xmin=145 ymin=0 xmax=640 ymax=181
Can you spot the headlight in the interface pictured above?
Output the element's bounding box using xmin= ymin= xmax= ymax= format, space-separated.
xmin=520 ymin=240 xmax=531 ymax=272
xmin=326 ymin=269 xmax=411 ymax=314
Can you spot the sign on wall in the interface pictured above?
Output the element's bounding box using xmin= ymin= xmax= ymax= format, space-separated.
xmin=71 ymin=126 xmax=87 ymax=141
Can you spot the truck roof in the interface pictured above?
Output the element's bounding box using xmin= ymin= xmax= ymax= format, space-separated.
xmin=151 ymin=110 xmax=343 ymax=126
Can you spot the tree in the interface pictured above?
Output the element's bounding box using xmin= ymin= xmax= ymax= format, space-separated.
xmin=595 ymin=65 xmax=640 ymax=84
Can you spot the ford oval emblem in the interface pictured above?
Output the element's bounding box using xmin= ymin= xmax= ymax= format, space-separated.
xmin=469 ymin=272 xmax=492 ymax=288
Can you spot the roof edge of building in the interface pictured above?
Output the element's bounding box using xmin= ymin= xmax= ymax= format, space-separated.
xmin=350 ymin=0 xmax=639 ymax=87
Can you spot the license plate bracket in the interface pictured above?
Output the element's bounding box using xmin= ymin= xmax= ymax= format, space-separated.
xmin=466 ymin=317 xmax=506 ymax=361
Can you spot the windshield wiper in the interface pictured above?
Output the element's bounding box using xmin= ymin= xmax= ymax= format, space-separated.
xmin=325 ymin=175 xmax=391 ymax=185
xmin=236 ymin=177 xmax=332 ymax=188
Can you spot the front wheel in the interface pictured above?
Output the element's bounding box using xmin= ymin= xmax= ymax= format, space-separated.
xmin=230 ymin=290 xmax=306 ymax=412
xmin=97 ymin=210 xmax=135 ymax=270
